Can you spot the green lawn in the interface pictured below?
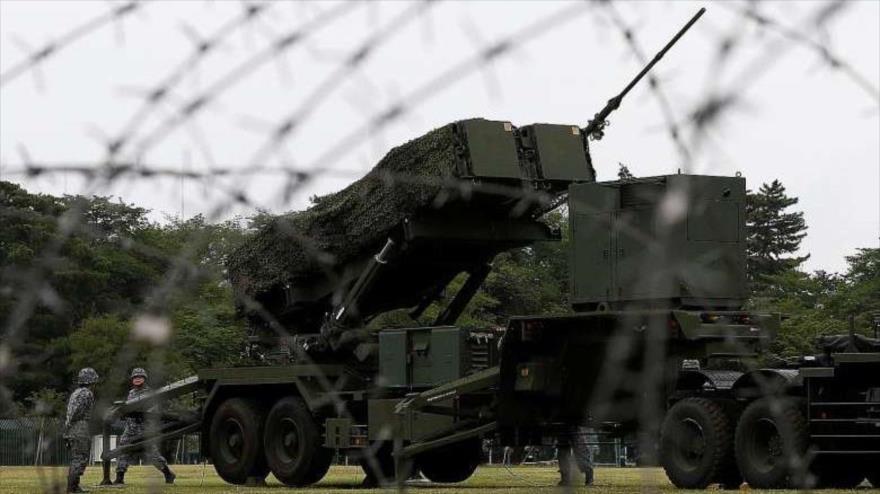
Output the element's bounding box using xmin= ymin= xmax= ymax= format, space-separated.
xmin=0 ymin=465 xmax=876 ymax=494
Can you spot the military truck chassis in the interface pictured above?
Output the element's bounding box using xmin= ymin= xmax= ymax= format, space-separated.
xmin=661 ymin=347 xmax=880 ymax=489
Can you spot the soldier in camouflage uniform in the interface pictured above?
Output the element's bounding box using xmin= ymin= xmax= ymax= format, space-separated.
xmin=65 ymin=368 xmax=99 ymax=493
xmin=557 ymin=425 xmax=595 ymax=486
xmin=113 ymin=368 xmax=176 ymax=485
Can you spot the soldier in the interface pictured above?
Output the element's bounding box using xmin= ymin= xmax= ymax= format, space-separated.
xmin=113 ymin=368 xmax=176 ymax=485
xmin=557 ymin=425 xmax=595 ymax=486
xmin=65 ymin=367 xmax=99 ymax=493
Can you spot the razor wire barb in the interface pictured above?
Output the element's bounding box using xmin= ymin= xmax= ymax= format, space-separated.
xmin=1 ymin=0 xmax=878 ymax=492
xmin=0 ymin=1 xmax=144 ymax=88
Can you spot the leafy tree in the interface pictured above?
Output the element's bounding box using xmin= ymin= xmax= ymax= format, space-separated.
xmin=169 ymin=281 xmax=247 ymax=372
xmin=746 ymin=180 xmax=808 ymax=287
xmin=752 ymin=270 xmax=843 ymax=356
xmin=827 ymin=248 xmax=880 ymax=333
xmin=481 ymin=210 xmax=570 ymax=322
xmin=1 ymin=182 xmax=168 ymax=404
xmin=25 ymin=388 xmax=66 ymax=417
xmin=753 ymin=248 xmax=879 ymax=357
xmin=1 ymin=182 xmax=248 ymax=411
xmin=68 ymin=315 xmax=170 ymax=389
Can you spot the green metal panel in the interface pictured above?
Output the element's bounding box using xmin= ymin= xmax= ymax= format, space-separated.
xmin=378 ymin=331 xmax=408 ymax=387
xmin=687 ymin=201 xmax=740 ymax=242
xmin=379 ymin=327 xmax=466 ymax=388
xmin=568 ymin=175 xmax=748 ymax=308
xmin=198 ymin=365 xmax=344 ymax=382
xmin=677 ymin=175 xmax=747 ymax=301
xmin=827 ymin=353 xmax=880 ymax=363
xmin=409 ymin=407 xmax=455 ymax=441
xmin=367 ymin=398 xmax=453 ymax=441
xmin=410 ymin=329 xmax=433 ymax=386
xmin=569 ymin=183 xmax=617 ymax=304
xmin=324 ymin=418 xmax=352 ymax=448
xmin=570 ymin=212 xmax=613 ymax=301
xmin=459 ymin=119 xmax=521 ymax=179
xmin=425 ymin=327 xmax=463 ymax=385
xmin=668 ymin=174 xmax=746 ymax=202
xmin=527 ymin=123 xmax=592 ymax=181
xmin=679 ymin=241 xmax=746 ymax=299
xmin=368 ymin=399 xmax=405 ymax=439
xmin=614 ymin=207 xmax=663 ymax=299
xmin=799 ymin=367 xmax=835 ymax=378
xmin=568 ymin=181 xmax=618 ymax=213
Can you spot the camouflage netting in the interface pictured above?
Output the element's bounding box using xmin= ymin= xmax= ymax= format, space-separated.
xmin=227 ymin=121 xmax=464 ymax=298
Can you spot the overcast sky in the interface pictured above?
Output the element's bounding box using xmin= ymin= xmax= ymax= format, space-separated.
xmin=1 ymin=0 xmax=878 ymax=274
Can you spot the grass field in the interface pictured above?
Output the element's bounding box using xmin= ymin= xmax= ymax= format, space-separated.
xmin=0 ymin=465 xmax=876 ymax=494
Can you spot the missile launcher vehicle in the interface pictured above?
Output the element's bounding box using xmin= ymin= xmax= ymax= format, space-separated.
xmin=98 ymin=9 xmax=879 ymax=489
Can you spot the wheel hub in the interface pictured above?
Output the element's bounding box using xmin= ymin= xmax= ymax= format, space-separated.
xmin=749 ymin=418 xmax=782 ymax=473
xmin=677 ymin=418 xmax=707 ymax=468
xmin=274 ymin=417 xmax=301 ymax=464
xmin=220 ymin=418 xmax=245 ymax=463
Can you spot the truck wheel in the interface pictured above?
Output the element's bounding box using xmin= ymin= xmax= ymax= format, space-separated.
xmin=302 ymin=447 xmax=334 ymax=485
xmin=209 ymin=398 xmax=269 ymax=485
xmin=417 ymin=438 xmax=481 ymax=483
xmin=660 ymin=398 xmax=737 ymax=489
xmin=734 ymin=398 xmax=808 ymax=488
xmin=263 ymin=396 xmax=326 ymax=486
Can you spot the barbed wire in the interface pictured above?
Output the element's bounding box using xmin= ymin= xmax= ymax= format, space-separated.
xmin=120 ymin=2 xmax=362 ymax=164
xmin=686 ymin=0 xmax=874 ymax=153
xmin=598 ymin=3 xmax=694 ymax=171
xmin=0 ymin=1 xmax=144 ymax=88
xmin=1 ymin=0 xmax=878 ymax=492
xmin=103 ymin=2 xmax=276 ymax=160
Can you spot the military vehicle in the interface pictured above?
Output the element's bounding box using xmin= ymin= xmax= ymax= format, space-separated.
xmin=98 ymin=9 xmax=879 ymax=489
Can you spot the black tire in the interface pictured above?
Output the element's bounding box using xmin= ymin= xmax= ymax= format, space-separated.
xmin=734 ymin=398 xmax=809 ymax=488
xmin=302 ymin=447 xmax=334 ymax=485
xmin=417 ymin=438 xmax=481 ymax=483
xmin=263 ymin=396 xmax=328 ymax=486
xmin=209 ymin=397 xmax=269 ymax=485
xmin=660 ymin=398 xmax=738 ymax=489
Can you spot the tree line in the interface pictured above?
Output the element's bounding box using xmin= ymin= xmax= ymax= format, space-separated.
xmin=0 ymin=179 xmax=877 ymax=417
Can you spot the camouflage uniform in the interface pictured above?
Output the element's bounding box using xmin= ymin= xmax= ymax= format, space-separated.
xmin=558 ymin=425 xmax=595 ymax=486
xmin=114 ymin=368 xmax=175 ymax=484
xmin=65 ymin=368 xmax=98 ymax=493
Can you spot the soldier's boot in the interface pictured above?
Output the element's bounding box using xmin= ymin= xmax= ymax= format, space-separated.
xmin=584 ymin=467 xmax=594 ymax=486
xmin=557 ymin=450 xmax=575 ymax=486
xmin=112 ymin=472 xmax=125 ymax=485
xmin=162 ymin=466 xmax=176 ymax=484
xmin=67 ymin=475 xmax=88 ymax=493
xmin=557 ymin=469 xmax=573 ymax=487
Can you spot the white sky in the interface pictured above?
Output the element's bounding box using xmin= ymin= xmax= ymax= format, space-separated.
xmin=1 ymin=0 xmax=878 ymax=274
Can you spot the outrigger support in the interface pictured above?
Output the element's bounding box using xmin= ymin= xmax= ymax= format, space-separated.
xmin=391 ymin=366 xmax=501 ymax=483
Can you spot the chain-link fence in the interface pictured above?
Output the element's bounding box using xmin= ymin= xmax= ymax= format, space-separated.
xmin=0 ymin=418 xmax=68 ymax=466
xmin=0 ymin=418 xmax=203 ymax=467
